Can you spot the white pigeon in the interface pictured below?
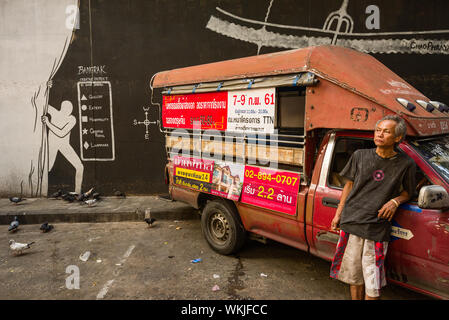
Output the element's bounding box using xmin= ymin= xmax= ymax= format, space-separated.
xmin=9 ymin=240 xmax=35 ymax=255
xmin=85 ymin=199 xmax=97 ymax=207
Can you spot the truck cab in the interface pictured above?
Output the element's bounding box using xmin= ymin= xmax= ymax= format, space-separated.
xmin=151 ymin=45 xmax=449 ymax=299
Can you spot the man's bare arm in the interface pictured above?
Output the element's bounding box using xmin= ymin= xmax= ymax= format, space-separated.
xmin=378 ymin=190 xmax=411 ymax=221
xmin=331 ymin=180 xmax=353 ymax=231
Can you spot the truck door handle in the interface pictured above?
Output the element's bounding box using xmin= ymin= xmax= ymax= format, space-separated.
xmin=316 ymin=231 xmax=340 ymax=244
xmin=322 ymin=197 xmax=340 ymax=208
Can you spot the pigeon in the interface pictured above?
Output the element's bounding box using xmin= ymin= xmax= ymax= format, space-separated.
xmin=144 ymin=217 xmax=156 ymax=227
xmin=85 ymin=199 xmax=97 ymax=207
xmin=92 ymin=192 xmax=101 ymax=200
xmin=8 ymin=216 xmax=19 ymax=232
xmin=49 ymin=189 xmax=63 ymax=199
xmin=144 ymin=210 xmax=156 ymax=227
xmin=9 ymin=240 xmax=35 ymax=255
xmin=114 ymin=190 xmax=126 ymax=198
xmin=78 ymin=187 xmax=95 ymax=201
xmin=39 ymin=222 xmax=54 ymax=233
xmin=62 ymin=193 xmax=76 ymax=202
xmin=9 ymin=197 xmax=25 ymax=204
xmin=85 ymin=187 xmax=94 ymax=196
xmin=77 ymin=193 xmax=88 ymax=202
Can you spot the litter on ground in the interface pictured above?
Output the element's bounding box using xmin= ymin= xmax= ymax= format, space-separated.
xmin=79 ymin=251 xmax=91 ymax=262
xmin=212 ymin=285 xmax=220 ymax=292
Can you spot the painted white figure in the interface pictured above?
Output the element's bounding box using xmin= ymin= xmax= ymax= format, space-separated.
xmin=42 ymin=99 xmax=84 ymax=194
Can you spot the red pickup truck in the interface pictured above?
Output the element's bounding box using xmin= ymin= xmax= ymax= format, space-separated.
xmin=151 ymin=45 xmax=449 ymax=299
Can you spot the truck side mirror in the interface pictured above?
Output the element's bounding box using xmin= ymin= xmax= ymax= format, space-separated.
xmin=417 ymin=185 xmax=449 ymax=209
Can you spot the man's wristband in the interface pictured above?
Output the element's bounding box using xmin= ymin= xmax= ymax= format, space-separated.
xmin=391 ymin=199 xmax=400 ymax=207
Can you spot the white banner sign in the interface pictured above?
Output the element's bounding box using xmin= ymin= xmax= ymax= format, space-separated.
xmin=227 ymin=88 xmax=275 ymax=133
xmin=391 ymin=226 xmax=414 ymax=240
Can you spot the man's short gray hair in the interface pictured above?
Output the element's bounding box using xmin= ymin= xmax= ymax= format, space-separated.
xmin=375 ymin=115 xmax=407 ymax=143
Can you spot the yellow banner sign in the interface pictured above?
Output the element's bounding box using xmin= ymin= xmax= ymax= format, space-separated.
xmin=175 ymin=167 xmax=210 ymax=183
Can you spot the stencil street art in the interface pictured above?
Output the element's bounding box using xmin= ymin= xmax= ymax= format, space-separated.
xmin=77 ymin=81 xmax=115 ymax=162
xmin=42 ymin=98 xmax=84 ymax=194
xmin=133 ymin=106 xmax=159 ymax=141
xmin=206 ymin=0 xmax=449 ymax=55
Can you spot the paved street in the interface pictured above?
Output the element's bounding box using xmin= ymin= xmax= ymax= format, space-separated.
xmin=0 ymin=215 xmax=430 ymax=300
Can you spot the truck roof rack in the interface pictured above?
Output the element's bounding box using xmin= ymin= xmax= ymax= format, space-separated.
xmin=152 ymin=45 xmax=449 ymax=137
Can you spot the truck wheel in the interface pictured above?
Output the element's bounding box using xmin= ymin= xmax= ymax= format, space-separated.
xmin=201 ymin=199 xmax=246 ymax=255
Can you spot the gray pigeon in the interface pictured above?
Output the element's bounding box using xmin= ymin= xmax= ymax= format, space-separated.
xmin=62 ymin=193 xmax=76 ymax=202
xmin=40 ymin=222 xmax=54 ymax=233
xmin=92 ymin=192 xmax=101 ymax=200
xmin=77 ymin=187 xmax=94 ymax=201
xmin=144 ymin=210 xmax=156 ymax=227
xmin=114 ymin=190 xmax=126 ymax=198
xmin=144 ymin=217 xmax=156 ymax=227
xmin=9 ymin=197 xmax=25 ymax=204
xmin=49 ymin=189 xmax=63 ymax=199
xmin=8 ymin=216 xmax=19 ymax=232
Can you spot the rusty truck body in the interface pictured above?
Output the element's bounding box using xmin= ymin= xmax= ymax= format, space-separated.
xmin=151 ymin=45 xmax=449 ymax=299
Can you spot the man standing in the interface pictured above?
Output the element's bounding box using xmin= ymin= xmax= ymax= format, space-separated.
xmin=330 ymin=115 xmax=416 ymax=300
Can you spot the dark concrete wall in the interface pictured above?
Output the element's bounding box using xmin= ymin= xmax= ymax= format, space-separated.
xmin=2 ymin=0 xmax=448 ymax=196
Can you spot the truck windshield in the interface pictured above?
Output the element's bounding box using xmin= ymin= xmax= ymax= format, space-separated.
xmin=410 ymin=136 xmax=449 ymax=182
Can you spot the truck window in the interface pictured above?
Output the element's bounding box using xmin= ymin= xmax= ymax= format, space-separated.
xmin=327 ymin=137 xmax=374 ymax=188
xmin=409 ymin=136 xmax=449 ymax=184
xmin=267 ymin=87 xmax=306 ymax=174
xmin=276 ymin=87 xmax=305 ymax=135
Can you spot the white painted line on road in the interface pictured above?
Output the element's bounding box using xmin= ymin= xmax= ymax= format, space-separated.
xmin=96 ymin=244 xmax=136 ymax=300
xmin=96 ymin=280 xmax=115 ymax=299
xmin=120 ymin=244 xmax=135 ymax=264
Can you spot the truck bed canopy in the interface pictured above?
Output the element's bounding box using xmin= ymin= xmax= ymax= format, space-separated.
xmin=152 ymin=45 xmax=449 ymax=136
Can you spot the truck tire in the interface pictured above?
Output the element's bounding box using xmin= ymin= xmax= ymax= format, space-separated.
xmin=201 ymin=199 xmax=246 ymax=255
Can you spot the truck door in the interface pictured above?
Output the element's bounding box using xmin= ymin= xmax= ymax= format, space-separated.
xmin=386 ymin=143 xmax=449 ymax=299
xmin=310 ymin=132 xmax=374 ymax=261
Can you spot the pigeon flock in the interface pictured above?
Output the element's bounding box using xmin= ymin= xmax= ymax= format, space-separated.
xmin=6 ymin=187 xmax=156 ymax=256
xmin=7 ymin=216 xmax=51 ymax=255
xmin=50 ymin=187 xmax=102 ymax=205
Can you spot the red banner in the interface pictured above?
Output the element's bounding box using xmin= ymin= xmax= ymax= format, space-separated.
xmin=241 ymin=166 xmax=300 ymax=215
xmin=162 ymin=92 xmax=227 ymax=130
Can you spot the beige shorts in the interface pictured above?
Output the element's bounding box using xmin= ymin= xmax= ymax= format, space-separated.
xmin=330 ymin=231 xmax=389 ymax=298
